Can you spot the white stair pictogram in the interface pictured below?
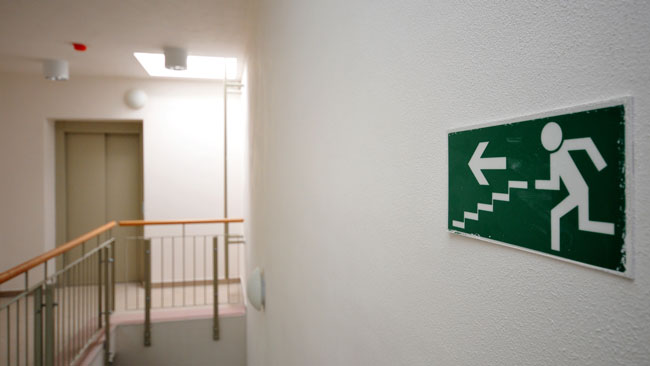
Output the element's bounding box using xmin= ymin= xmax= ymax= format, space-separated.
xmin=452 ymin=180 xmax=528 ymax=229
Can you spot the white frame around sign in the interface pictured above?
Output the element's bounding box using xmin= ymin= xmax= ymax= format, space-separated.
xmin=447 ymin=97 xmax=634 ymax=279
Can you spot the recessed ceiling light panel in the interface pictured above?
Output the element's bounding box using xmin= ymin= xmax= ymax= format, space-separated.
xmin=134 ymin=52 xmax=237 ymax=80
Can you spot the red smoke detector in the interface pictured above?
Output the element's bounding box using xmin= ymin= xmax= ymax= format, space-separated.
xmin=72 ymin=43 xmax=87 ymax=52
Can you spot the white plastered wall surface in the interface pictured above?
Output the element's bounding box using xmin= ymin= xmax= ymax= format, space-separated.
xmin=0 ymin=73 xmax=245 ymax=290
xmin=245 ymin=1 xmax=650 ymax=365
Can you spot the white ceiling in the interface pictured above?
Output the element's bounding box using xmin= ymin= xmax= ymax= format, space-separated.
xmin=0 ymin=0 xmax=251 ymax=79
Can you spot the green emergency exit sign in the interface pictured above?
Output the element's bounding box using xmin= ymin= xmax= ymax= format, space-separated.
xmin=448 ymin=100 xmax=633 ymax=277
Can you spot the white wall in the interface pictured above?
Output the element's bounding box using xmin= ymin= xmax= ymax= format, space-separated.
xmin=0 ymin=73 xmax=245 ymax=289
xmin=246 ymin=1 xmax=650 ymax=365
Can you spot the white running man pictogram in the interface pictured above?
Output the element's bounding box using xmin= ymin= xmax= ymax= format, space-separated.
xmin=535 ymin=122 xmax=615 ymax=251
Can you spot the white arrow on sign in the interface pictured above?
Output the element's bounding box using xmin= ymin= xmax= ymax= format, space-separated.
xmin=468 ymin=141 xmax=506 ymax=185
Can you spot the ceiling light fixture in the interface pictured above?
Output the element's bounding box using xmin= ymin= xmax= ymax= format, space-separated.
xmin=134 ymin=52 xmax=237 ymax=80
xmin=164 ymin=47 xmax=187 ymax=70
xmin=43 ymin=59 xmax=69 ymax=81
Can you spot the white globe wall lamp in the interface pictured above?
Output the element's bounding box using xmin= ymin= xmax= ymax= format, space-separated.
xmin=124 ymin=89 xmax=148 ymax=109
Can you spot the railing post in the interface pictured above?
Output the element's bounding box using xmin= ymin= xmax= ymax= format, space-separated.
xmin=44 ymin=284 xmax=55 ymax=366
xmin=104 ymin=245 xmax=112 ymax=366
xmin=23 ymin=275 xmax=28 ymax=366
xmin=110 ymin=231 xmax=116 ymax=312
xmin=213 ymin=236 xmax=220 ymax=341
xmin=224 ymin=223 xmax=229 ymax=283
xmin=33 ymin=286 xmax=43 ymax=366
xmin=144 ymin=238 xmax=152 ymax=347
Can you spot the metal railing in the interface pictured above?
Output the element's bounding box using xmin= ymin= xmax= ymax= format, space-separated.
xmin=114 ymin=219 xmax=245 ymax=345
xmin=0 ymin=222 xmax=116 ymax=366
xmin=0 ymin=218 xmax=244 ymax=365
xmin=117 ymin=234 xmax=245 ymax=311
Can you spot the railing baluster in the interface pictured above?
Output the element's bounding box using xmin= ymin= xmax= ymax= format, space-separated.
xmin=144 ymin=239 xmax=151 ymax=347
xmin=91 ymin=253 xmax=94 ymax=343
xmin=16 ymin=296 xmax=20 ymax=366
xmin=25 ymin=273 xmax=29 ymax=366
xmin=228 ymin=240 xmax=232 ymax=304
xmin=193 ymin=235 xmax=197 ymax=306
xmin=110 ymin=231 xmax=115 ymax=312
xmin=81 ymin=253 xmax=89 ymax=349
xmin=67 ymin=267 xmax=71 ymax=363
xmin=203 ymin=236 xmax=208 ymax=305
xmin=66 ymin=269 xmax=71 ymax=365
xmin=136 ymin=239 xmax=140 ymax=310
xmin=56 ymin=274 xmax=61 ymax=366
xmin=68 ymin=270 xmax=72 ymax=365
xmin=34 ymin=286 xmax=43 ymax=366
xmin=62 ymin=272 xmax=66 ymax=365
xmin=182 ymin=224 xmax=186 ymax=307
xmin=172 ymin=236 xmax=175 ymax=307
xmin=236 ymin=241 xmax=240 ymax=302
xmin=83 ymin=257 xmax=87 ymax=353
xmin=7 ymin=304 xmax=10 ymax=366
xmin=88 ymin=254 xmax=92 ymax=344
xmin=88 ymin=253 xmax=92 ymax=346
xmin=74 ymin=263 xmax=78 ymax=361
xmin=224 ymin=223 xmax=230 ymax=284
xmin=161 ymin=238 xmax=164 ymax=308
xmin=82 ymin=258 xmax=86 ymax=354
xmin=95 ymin=250 xmax=99 ymax=327
xmin=69 ymin=271 xmax=72 ymax=364
xmin=103 ymin=245 xmax=111 ymax=366
xmin=81 ymin=240 xmax=86 ymax=360
xmin=96 ymin=236 xmax=100 ymax=326
xmin=64 ymin=272 xmax=68 ymax=366
xmin=78 ymin=262 xmax=82 ymax=357
xmin=69 ymin=265 xmax=73 ymax=361
xmin=62 ymin=278 xmax=66 ymax=366
xmin=44 ymin=283 xmax=54 ymax=366
xmin=125 ymin=238 xmax=129 ymax=311
xmin=98 ymin=249 xmax=103 ymax=330
xmin=213 ymin=236 xmax=219 ymax=341
xmin=89 ymin=245 xmax=93 ymax=345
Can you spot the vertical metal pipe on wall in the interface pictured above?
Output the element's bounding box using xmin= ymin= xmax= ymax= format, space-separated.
xmin=223 ymin=62 xmax=230 ymax=285
xmin=214 ymin=60 xmax=229 ymax=342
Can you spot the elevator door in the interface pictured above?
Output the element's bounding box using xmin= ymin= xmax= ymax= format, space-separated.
xmin=57 ymin=122 xmax=143 ymax=283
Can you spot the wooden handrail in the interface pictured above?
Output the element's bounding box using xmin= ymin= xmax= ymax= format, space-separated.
xmin=118 ymin=218 xmax=244 ymax=226
xmin=0 ymin=221 xmax=117 ymax=285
